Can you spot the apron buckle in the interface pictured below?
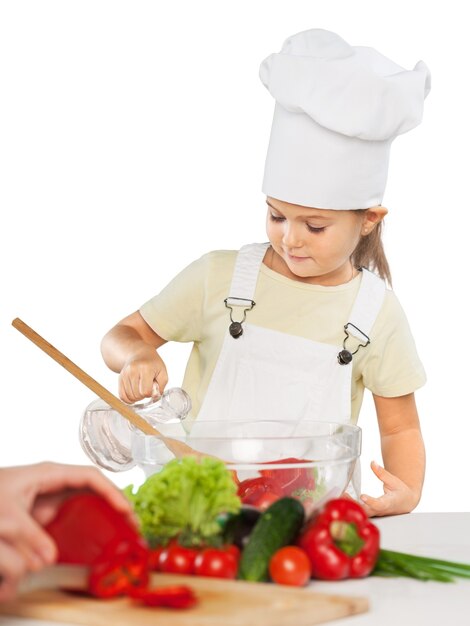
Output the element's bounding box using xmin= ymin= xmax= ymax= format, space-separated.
xmin=337 ymin=323 xmax=370 ymax=365
xmin=224 ymin=298 xmax=256 ymax=339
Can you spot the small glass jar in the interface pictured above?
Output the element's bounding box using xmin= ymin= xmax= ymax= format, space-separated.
xmin=79 ymin=388 xmax=191 ymax=473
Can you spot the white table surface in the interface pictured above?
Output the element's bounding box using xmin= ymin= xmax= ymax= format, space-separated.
xmin=1 ymin=513 xmax=469 ymax=626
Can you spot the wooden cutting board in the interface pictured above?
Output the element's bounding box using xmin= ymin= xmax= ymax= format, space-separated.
xmin=0 ymin=573 xmax=368 ymax=626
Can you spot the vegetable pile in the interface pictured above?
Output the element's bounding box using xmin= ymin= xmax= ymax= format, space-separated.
xmin=45 ymin=458 xmax=470 ymax=612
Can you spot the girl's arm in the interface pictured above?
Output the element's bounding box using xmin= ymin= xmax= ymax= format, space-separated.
xmin=101 ymin=311 xmax=168 ymax=404
xmin=359 ymin=392 xmax=425 ymax=517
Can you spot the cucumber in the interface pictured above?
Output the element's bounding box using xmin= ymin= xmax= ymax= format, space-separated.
xmin=238 ymin=497 xmax=305 ymax=582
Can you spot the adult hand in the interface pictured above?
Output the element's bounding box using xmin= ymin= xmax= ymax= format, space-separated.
xmin=0 ymin=462 xmax=135 ymax=602
xmin=359 ymin=460 xmax=420 ymax=517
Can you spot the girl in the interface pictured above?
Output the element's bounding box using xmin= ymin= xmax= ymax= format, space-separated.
xmin=101 ymin=29 xmax=431 ymax=517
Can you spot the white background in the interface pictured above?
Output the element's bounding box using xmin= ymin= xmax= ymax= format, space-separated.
xmin=0 ymin=0 xmax=468 ymax=511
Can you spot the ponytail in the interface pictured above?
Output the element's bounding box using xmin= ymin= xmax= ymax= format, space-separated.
xmin=352 ymin=213 xmax=392 ymax=286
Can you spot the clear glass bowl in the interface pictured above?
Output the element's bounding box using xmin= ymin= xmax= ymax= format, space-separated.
xmin=80 ymin=399 xmax=361 ymax=515
xmin=131 ymin=419 xmax=361 ymax=515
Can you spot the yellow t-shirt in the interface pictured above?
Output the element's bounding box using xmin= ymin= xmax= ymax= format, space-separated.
xmin=140 ymin=249 xmax=426 ymax=422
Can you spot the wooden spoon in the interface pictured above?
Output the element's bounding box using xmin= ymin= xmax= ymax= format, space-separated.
xmin=11 ymin=318 xmax=199 ymax=459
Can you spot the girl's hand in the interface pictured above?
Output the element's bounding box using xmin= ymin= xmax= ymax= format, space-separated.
xmin=0 ymin=462 xmax=135 ymax=602
xmin=359 ymin=461 xmax=420 ymax=517
xmin=119 ymin=346 xmax=168 ymax=404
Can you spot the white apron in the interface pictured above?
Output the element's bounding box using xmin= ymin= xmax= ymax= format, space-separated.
xmin=189 ymin=243 xmax=386 ymax=499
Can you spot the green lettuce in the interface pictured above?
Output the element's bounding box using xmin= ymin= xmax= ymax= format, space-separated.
xmin=124 ymin=457 xmax=240 ymax=547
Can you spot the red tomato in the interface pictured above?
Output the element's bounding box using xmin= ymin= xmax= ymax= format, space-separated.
xmin=159 ymin=543 xmax=199 ymax=575
xmin=268 ymin=546 xmax=311 ymax=587
xmin=193 ymin=548 xmax=238 ymax=579
xmin=222 ymin=544 xmax=241 ymax=562
xmin=148 ymin=546 xmax=164 ymax=571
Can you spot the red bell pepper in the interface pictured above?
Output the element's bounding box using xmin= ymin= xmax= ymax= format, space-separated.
xmin=45 ymin=493 xmax=142 ymax=565
xmin=298 ymin=498 xmax=380 ymax=580
xmin=45 ymin=493 xmax=151 ymax=599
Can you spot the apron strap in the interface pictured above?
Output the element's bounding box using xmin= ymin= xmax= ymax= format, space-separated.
xmin=226 ymin=242 xmax=270 ymax=306
xmin=347 ymin=268 xmax=386 ymax=342
xmin=226 ymin=245 xmax=385 ymax=342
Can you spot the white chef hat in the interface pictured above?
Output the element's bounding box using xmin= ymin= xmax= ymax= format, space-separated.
xmin=260 ymin=29 xmax=431 ymax=210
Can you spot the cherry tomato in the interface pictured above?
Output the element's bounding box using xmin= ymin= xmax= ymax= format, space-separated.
xmin=222 ymin=544 xmax=241 ymax=562
xmin=268 ymin=546 xmax=311 ymax=587
xmin=148 ymin=546 xmax=164 ymax=571
xmin=159 ymin=543 xmax=199 ymax=575
xmin=193 ymin=548 xmax=238 ymax=579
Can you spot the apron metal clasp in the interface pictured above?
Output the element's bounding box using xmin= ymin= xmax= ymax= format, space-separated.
xmin=224 ymin=298 xmax=256 ymax=339
xmin=337 ymin=323 xmax=370 ymax=365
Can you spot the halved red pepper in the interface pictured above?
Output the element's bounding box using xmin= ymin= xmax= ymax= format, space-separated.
xmin=45 ymin=493 xmax=150 ymax=598
xmin=298 ymin=498 xmax=380 ymax=580
xmin=45 ymin=493 xmax=142 ymax=565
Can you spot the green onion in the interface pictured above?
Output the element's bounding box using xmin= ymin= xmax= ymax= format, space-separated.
xmin=372 ymin=549 xmax=470 ymax=583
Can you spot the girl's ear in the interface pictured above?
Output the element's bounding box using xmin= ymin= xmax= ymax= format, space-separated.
xmin=361 ymin=206 xmax=388 ymax=235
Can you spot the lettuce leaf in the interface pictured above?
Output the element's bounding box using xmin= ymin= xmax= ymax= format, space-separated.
xmin=124 ymin=457 xmax=240 ymax=547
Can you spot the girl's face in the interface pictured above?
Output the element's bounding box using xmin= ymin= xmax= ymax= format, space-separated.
xmin=265 ymin=196 xmax=383 ymax=286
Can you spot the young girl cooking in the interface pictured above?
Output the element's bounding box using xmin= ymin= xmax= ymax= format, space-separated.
xmin=101 ymin=29 xmax=431 ymax=517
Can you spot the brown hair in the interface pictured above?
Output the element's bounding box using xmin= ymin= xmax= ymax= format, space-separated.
xmin=352 ymin=210 xmax=392 ymax=286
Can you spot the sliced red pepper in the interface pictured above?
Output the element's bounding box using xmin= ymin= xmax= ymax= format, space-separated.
xmin=298 ymin=498 xmax=380 ymax=580
xmin=88 ymin=539 xmax=150 ymax=598
xmin=260 ymin=458 xmax=316 ymax=496
xmin=131 ymin=585 xmax=198 ymax=609
xmin=237 ymin=476 xmax=283 ymax=508
xmin=237 ymin=458 xmax=316 ymax=508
